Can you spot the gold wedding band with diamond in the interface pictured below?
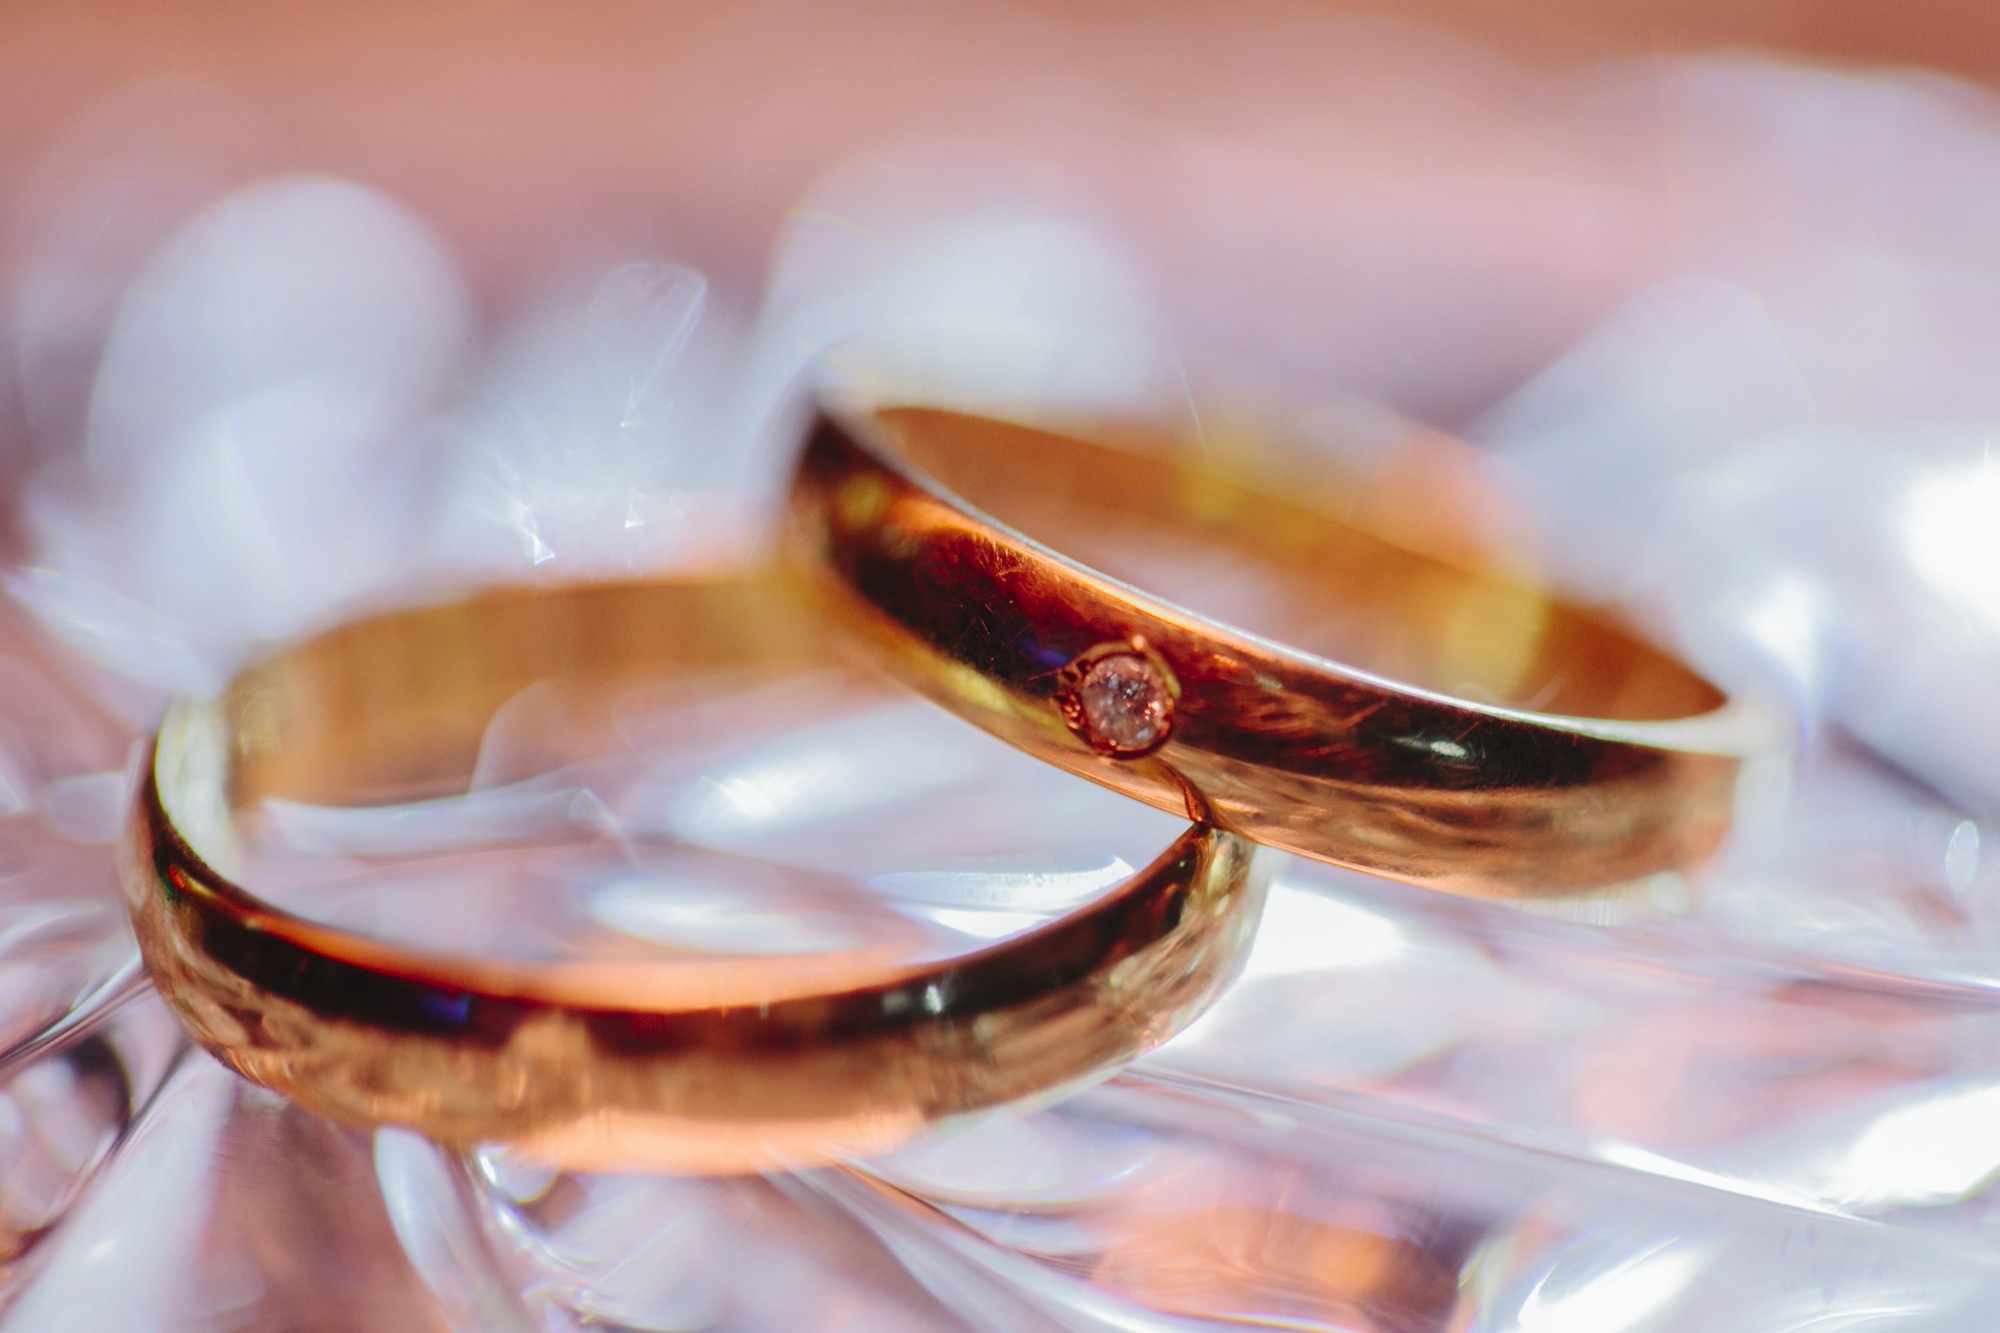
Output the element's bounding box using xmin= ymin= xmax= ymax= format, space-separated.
xmin=787 ymin=402 xmax=1777 ymax=902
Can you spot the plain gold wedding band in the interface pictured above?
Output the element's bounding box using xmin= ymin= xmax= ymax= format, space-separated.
xmin=121 ymin=575 xmax=1266 ymax=1172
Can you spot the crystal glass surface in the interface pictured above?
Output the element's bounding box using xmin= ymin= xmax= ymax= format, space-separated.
xmin=0 ymin=598 xmax=147 ymax=1087
xmin=8 ymin=12 xmax=2000 ymax=1328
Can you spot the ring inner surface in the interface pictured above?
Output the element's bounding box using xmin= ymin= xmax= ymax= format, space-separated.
xmin=190 ymin=579 xmax=968 ymax=991
xmin=175 ymin=575 xmax=1222 ymax=995
xmin=221 ymin=579 xmax=817 ymax=813
xmin=873 ymin=407 xmax=1723 ymax=725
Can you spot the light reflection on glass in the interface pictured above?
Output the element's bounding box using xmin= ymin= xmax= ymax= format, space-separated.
xmin=639 ymin=704 xmax=993 ymax=850
xmin=1902 ymin=454 xmax=2000 ymax=630
xmin=1810 ymin=1081 xmax=2000 ymax=1212
xmin=1506 ymin=1238 xmax=1716 ymax=1333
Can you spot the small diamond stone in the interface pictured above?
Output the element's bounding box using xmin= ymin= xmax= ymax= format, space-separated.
xmin=1067 ymin=651 xmax=1175 ymax=757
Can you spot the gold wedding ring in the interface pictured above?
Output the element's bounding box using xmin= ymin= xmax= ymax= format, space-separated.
xmin=787 ymin=404 xmax=1773 ymax=901
xmin=121 ymin=576 xmax=1264 ymax=1171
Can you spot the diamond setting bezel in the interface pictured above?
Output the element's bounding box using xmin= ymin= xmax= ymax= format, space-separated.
xmin=1053 ymin=640 xmax=1180 ymax=760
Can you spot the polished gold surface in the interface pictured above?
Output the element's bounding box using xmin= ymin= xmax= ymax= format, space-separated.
xmin=788 ymin=405 xmax=1775 ymax=900
xmin=121 ymin=576 xmax=1266 ymax=1172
